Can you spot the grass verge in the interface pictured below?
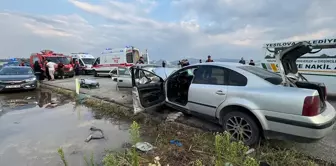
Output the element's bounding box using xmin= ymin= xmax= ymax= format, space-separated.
xmin=49 ymin=86 xmax=334 ymax=166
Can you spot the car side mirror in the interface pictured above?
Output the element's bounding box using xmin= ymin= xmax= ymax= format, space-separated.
xmin=112 ymin=77 xmax=117 ymax=82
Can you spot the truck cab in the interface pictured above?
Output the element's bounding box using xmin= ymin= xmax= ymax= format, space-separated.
xmin=71 ymin=53 xmax=96 ymax=75
xmin=30 ymin=50 xmax=75 ymax=78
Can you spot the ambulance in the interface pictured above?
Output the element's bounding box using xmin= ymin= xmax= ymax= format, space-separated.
xmin=71 ymin=53 xmax=96 ymax=74
xmin=92 ymin=46 xmax=149 ymax=77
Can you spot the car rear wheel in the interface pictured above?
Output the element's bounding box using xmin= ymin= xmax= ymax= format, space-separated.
xmin=222 ymin=111 xmax=260 ymax=146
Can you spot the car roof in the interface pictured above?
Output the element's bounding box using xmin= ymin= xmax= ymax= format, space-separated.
xmin=189 ymin=62 xmax=244 ymax=68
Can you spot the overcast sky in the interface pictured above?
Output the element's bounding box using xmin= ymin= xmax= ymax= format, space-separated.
xmin=0 ymin=0 xmax=335 ymax=61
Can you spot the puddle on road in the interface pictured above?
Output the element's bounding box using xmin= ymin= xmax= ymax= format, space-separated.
xmin=0 ymin=90 xmax=131 ymax=166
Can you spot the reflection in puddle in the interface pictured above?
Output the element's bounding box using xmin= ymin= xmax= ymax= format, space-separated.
xmin=0 ymin=90 xmax=131 ymax=166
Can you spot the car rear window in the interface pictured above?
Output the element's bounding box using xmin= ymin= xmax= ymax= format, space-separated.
xmin=238 ymin=66 xmax=282 ymax=85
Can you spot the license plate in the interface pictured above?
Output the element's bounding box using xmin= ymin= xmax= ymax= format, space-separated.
xmin=5 ymin=85 xmax=21 ymax=88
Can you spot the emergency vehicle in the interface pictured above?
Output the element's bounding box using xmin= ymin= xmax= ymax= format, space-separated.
xmin=29 ymin=50 xmax=75 ymax=78
xmin=92 ymin=46 xmax=149 ymax=77
xmin=259 ymin=37 xmax=336 ymax=94
xmin=3 ymin=58 xmax=19 ymax=67
xmin=71 ymin=53 xmax=95 ymax=74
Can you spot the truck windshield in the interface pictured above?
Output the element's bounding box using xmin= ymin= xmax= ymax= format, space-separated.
xmin=81 ymin=58 xmax=95 ymax=65
xmin=238 ymin=66 xmax=283 ymax=85
xmin=45 ymin=57 xmax=70 ymax=64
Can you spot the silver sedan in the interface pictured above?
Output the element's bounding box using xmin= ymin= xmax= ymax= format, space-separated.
xmin=131 ymin=43 xmax=336 ymax=145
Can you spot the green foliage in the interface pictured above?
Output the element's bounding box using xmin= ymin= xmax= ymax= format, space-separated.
xmin=57 ymin=147 xmax=68 ymax=166
xmin=84 ymin=152 xmax=96 ymax=166
xmin=214 ymin=132 xmax=259 ymax=166
xmin=130 ymin=121 xmax=140 ymax=166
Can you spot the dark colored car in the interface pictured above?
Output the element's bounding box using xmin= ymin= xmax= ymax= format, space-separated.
xmin=0 ymin=66 xmax=37 ymax=92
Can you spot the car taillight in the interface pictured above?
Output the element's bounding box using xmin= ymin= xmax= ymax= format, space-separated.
xmin=302 ymin=96 xmax=320 ymax=116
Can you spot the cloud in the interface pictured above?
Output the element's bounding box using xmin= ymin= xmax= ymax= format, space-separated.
xmin=0 ymin=0 xmax=335 ymax=60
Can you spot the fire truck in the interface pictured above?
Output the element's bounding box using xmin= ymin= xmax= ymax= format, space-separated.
xmin=92 ymin=46 xmax=149 ymax=77
xmin=29 ymin=50 xmax=75 ymax=78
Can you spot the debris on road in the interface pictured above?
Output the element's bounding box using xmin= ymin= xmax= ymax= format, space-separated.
xmin=245 ymin=148 xmax=255 ymax=155
xmin=85 ymin=126 xmax=105 ymax=142
xmin=169 ymin=140 xmax=182 ymax=147
xmin=80 ymin=79 xmax=100 ymax=89
xmin=165 ymin=112 xmax=183 ymax=122
xmin=44 ymin=102 xmax=58 ymax=108
xmin=133 ymin=142 xmax=155 ymax=152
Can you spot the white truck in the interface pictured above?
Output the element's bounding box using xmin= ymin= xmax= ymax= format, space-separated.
xmin=92 ymin=46 xmax=149 ymax=77
xmin=71 ymin=53 xmax=96 ymax=75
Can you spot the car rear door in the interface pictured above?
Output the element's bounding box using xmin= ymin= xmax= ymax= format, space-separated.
xmin=187 ymin=65 xmax=228 ymax=117
xmin=130 ymin=67 xmax=165 ymax=114
xmin=116 ymin=67 xmax=132 ymax=89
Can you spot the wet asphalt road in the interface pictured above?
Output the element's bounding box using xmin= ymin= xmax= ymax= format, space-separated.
xmin=0 ymin=90 xmax=131 ymax=166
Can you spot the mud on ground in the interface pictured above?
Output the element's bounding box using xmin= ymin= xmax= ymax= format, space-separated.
xmin=47 ymin=87 xmax=335 ymax=166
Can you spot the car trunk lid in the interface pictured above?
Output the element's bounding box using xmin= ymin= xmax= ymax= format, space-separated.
xmin=275 ymin=41 xmax=327 ymax=111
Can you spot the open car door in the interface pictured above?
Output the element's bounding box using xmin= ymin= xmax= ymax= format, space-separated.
xmin=116 ymin=67 xmax=133 ymax=89
xmin=131 ymin=67 xmax=166 ymax=114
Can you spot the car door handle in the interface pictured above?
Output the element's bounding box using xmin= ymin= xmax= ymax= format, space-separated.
xmin=216 ymin=90 xmax=225 ymax=95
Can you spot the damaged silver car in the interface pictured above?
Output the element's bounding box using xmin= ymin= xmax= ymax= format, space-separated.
xmin=131 ymin=42 xmax=336 ymax=145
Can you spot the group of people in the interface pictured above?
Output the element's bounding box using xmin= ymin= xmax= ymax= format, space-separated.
xmin=32 ymin=60 xmax=82 ymax=81
xmin=33 ymin=60 xmax=64 ymax=81
xmin=178 ymin=55 xmax=214 ymax=67
xmin=239 ymin=58 xmax=255 ymax=66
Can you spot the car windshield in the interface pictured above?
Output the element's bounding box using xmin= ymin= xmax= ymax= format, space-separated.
xmin=238 ymin=66 xmax=282 ymax=85
xmin=45 ymin=57 xmax=70 ymax=64
xmin=81 ymin=58 xmax=95 ymax=65
xmin=0 ymin=67 xmax=33 ymax=75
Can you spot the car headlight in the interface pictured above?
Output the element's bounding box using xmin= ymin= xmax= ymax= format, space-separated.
xmin=25 ymin=77 xmax=36 ymax=82
xmin=69 ymin=67 xmax=73 ymax=71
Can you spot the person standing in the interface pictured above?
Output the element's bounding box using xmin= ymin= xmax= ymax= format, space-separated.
xmin=181 ymin=59 xmax=190 ymax=67
xmin=239 ymin=57 xmax=246 ymax=64
xmin=19 ymin=61 xmax=25 ymax=66
xmin=46 ymin=60 xmax=55 ymax=81
xmin=249 ymin=60 xmax=255 ymax=66
xmin=74 ymin=60 xmax=80 ymax=76
xmin=162 ymin=61 xmax=166 ymax=67
xmin=44 ymin=60 xmax=51 ymax=81
xmin=136 ymin=57 xmax=145 ymax=64
xmin=58 ymin=61 xmax=65 ymax=79
xmin=206 ymin=55 xmax=214 ymax=62
xmin=33 ymin=61 xmax=42 ymax=81
xmin=199 ymin=59 xmax=202 ymax=63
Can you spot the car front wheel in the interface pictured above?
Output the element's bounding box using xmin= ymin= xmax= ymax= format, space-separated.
xmin=222 ymin=111 xmax=260 ymax=146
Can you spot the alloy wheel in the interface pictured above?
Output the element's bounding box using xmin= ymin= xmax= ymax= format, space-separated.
xmin=225 ymin=116 xmax=253 ymax=142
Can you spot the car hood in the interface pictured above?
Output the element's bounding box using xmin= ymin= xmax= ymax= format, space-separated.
xmin=152 ymin=67 xmax=178 ymax=80
xmin=276 ymin=41 xmax=313 ymax=76
xmin=0 ymin=75 xmax=35 ymax=81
